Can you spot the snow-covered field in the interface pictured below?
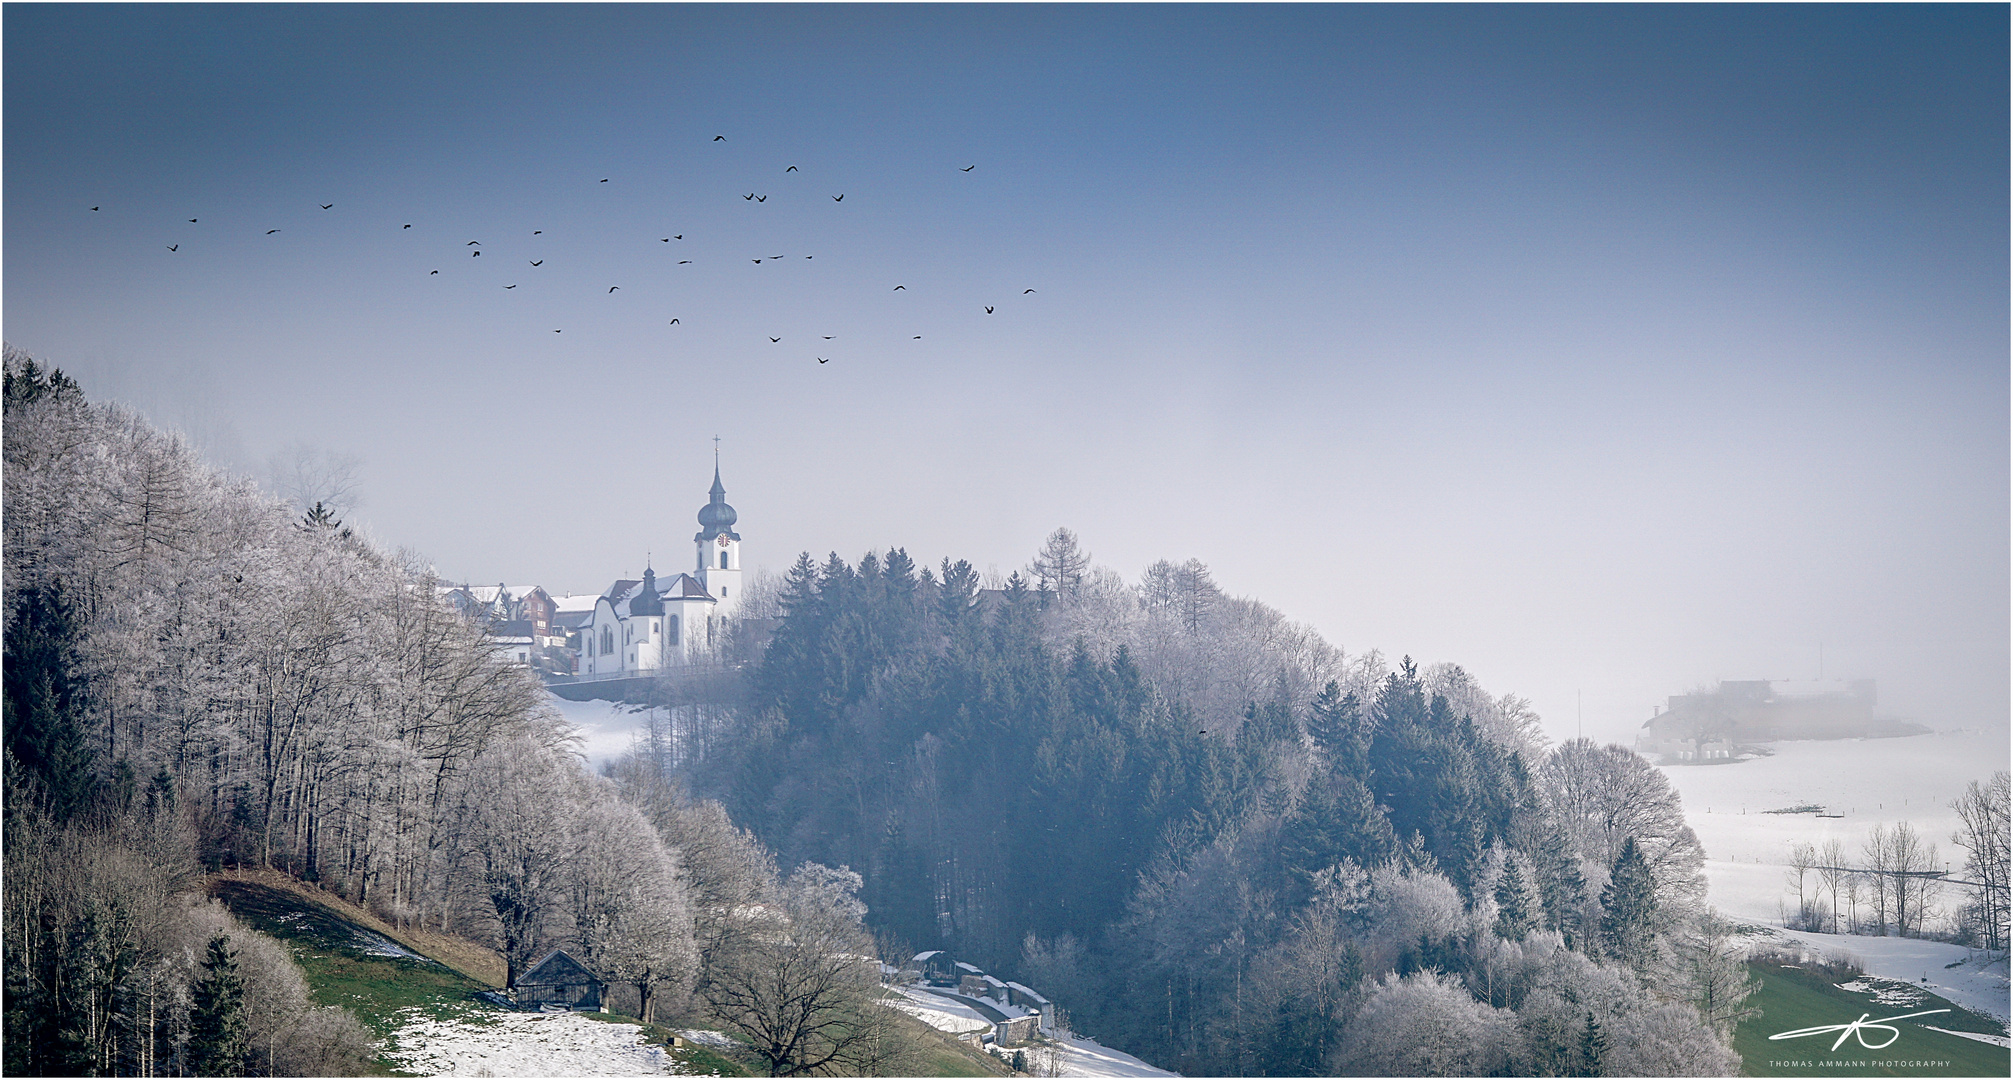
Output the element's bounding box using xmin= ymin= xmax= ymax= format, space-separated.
xmin=1659 ymin=728 xmax=2005 ymax=923
xmin=384 ymin=1009 xmax=688 ymax=1076
xmin=887 ymin=985 xmax=1176 ymax=1077
xmin=546 ymin=694 xmax=651 ymax=767
xmin=1051 ymin=1032 xmax=1178 ymax=1077
xmin=1657 ymin=729 xmax=2011 ymax=1024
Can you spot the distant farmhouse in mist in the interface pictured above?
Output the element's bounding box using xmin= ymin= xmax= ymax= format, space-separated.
xmin=1636 ymin=678 xmax=1927 ymax=763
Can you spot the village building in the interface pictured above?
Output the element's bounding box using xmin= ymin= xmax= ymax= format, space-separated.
xmin=578 ymin=461 xmax=745 ymax=679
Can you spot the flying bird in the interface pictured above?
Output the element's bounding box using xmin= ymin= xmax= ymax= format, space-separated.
xmin=769 ymin=337 xmax=781 ymax=343
xmin=472 ymin=250 xmax=481 ymax=256
xmin=985 ymin=306 xmax=994 ymax=314
xmin=505 ymin=284 xmax=517 ymax=289
xmin=600 ymin=178 xmax=609 ymax=183
xmin=961 ymin=164 xmax=976 ymax=172
xmin=832 ymin=194 xmax=844 ymax=201
xmin=893 ymin=285 xmax=906 ymax=290
xmin=714 ymin=135 xmax=725 ymax=141
xmin=822 ymin=335 xmax=835 ymax=340
xmin=91 ymin=206 xmax=99 ymax=211
xmin=186 ymin=218 xmax=197 ymax=223
xmin=678 ymin=260 xmax=692 ymax=264
xmin=673 ymin=235 xmax=682 ymax=239
xmin=770 ymin=255 xmax=784 ymax=260
xmin=530 ymin=260 xmax=543 ymax=266
xmin=818 ymin=357 xmax=829 ymax=364
xmin=467 ymin=240 xmax=480 ymax=245
xmin=662 ymin=238 xmax=672 ymax=242
xmin=753 ymin=259 xmax=762 ymax=264
xmin=755 ymin=195 xmax=766 ymax=202
xmin=1024 ymin=289 xmax=1036 ymax=294
xmin=320 ymin=204 xmax=333 ymax=210
xmin=608 ymin=286 xmax=620 ymax=293
xmin=786 ymin=166 xmax=798 ymax=172
xmin=534 ymin=230 xmax=542 ymax=234
xmin=744 ymin=194 xmax=755 ymax=200
xmin=913 ymin=335 xmax=922 ymax=339
xmin=804 ymin=255 xmax=813 ymax=259
xmin=669 ymin=319 xmax=680 ymax=325
xmin=554 ymin=329 xmax=562 ymax=333
xmin=403 ymin=224 xmax=412 ymax=229
xmin=266 ymin=229 xmax=280 ymax=234
xmin=166 ymin=244 xmax=178 ymax=252
xmin=430 ymin=270 xmax=439 ymax=275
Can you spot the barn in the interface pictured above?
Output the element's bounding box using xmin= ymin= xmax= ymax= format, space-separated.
xmin=514 ymin=949 xmax=607 ymax=1012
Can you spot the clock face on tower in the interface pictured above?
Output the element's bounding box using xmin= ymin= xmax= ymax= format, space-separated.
xmin=717 ymin=534 xmax=731 ymax=548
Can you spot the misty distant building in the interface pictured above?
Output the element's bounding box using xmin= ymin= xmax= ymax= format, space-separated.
xmin=1637 ymin=678 xmax=1923 ymax=761
xmin=577 ymin=461 xmax=743 ymax=679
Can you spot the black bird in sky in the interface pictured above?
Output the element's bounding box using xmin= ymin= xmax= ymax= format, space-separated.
xmin=913 ymin=335 xmax=922 ymax=339
xmin=961 ymin=164 xmax=976 ymax=172
xmin=744 ymin=194 xmax=755 ymax=200
xmin=893 ymin=285 xmax=906 ymax=290
xmin=662 ymin=238 xmax=672 ymax=242
xmin=832 ymin=194 xmax=844 ymax=201
xmin=266 ymin=229 xmax=280 ymax=234
xmin=403 ymin=224 xmax=412 ymax=229
xmin=822 ymin=335 xmax=835 ymax=340
xmin=786 ymin=165 xmax=798 ymax=172
xmin=467 ymin=240 xmax=480 ymax=245
xmin=554 ymin=329 xmax=562 ymax=333
xmin=753 ymin=259 xmax=762 ymax=264
xmin=90 ymin=206 xmax=99 ymax=211
xmin=818 ymin=357 xmax=829 ymax=364
xmin=669 ymin=319 xmax=680 ymax=325
xmin=755 ymin=195 xmax=766 ymax=202
xmin=1024 ymin=289 xmax=1036 ymax=294
xmin=530 ymin=260 xmax=543 ymax=266
xmin=769 ymin=337 xmax=781 ymax=343
xmin=320 ymin=204 xmax=333 ymax=210
xmin=804 ymin=255 xmax=813 ymax=259
xmin=166 ymin=244 xmax=177 ymax=252
xmin=430 ymin=270 xmax=439 ymax=275
xmin=673 ymin=235 xmax=683 ymax=239
xmin=608 ymin=286 xmax=620 ymax=293
xmin=770 ymin=255 xmax=784 ymax=260
xmin=600 ymin=178 xmax=609 ymax=183
xmin=985 ymin=306 xmax=994 ymax=314
xmin=678 ymin=260 xmax=692 ymax=264
xmin=473 ymin=251 xmax=481 ymax=256
xmin=187 ymin=218 xmax=197 ymax=223
xmin=714 ymin=135 xmax=725 ymax=141
xmin=505 ymin=284 xmax=517 ymax=289
xmin=534 ymin=230 xmax=542 ymax=234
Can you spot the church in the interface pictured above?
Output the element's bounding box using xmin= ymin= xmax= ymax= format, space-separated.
xmin=577 ymin=459 xmax=743 ymax=678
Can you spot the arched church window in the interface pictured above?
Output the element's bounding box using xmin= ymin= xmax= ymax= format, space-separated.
xmin=720 ymin=550 xmax=728 ymax=569
xmin=600 ymin=626 xmax=613 ymax=654
xmin=667 ymin=615 xmax=679 ymax=645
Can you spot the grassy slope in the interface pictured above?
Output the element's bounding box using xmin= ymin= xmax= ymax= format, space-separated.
xmin=1734 ymin=959 xmax=2009 ymax=1077
xmin=208 ymin=871 xmax=1001 ymax=1077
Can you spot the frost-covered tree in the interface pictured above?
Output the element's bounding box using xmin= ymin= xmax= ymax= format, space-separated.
xmin=1331 ymin=970 xmax=1517 ymax=1076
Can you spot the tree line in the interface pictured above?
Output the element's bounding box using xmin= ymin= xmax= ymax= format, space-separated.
xmin=640 ymin=528 xmax=1756 ymax=1075
xmin=2 ymin=351 xmax=904 ymax=1077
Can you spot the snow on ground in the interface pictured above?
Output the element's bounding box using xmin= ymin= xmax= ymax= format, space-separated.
xmin=1764 ymin=927 xmax=2010 ymax=1025
xmin=1655 ymin=729 xmax=2011 ymax=1026
xmin=1658 ymin=728 xmax=2008 ymax=925
xmin=385 ymin=1009 xmax=686 ymax=1076
xmin=545 ymin=693 xmax=651 ymax=767
xmin=1053 ymin=1032 xmax=1179 ymax=1078
xmin=887 ymin=985 xmax=992 ymax=1034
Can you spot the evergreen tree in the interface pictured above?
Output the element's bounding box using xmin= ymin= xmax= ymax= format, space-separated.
xmin=1306 ymin=682 xmax=1370 ymax=775
xmin=1578 ymin=1010 xmax=1608 ymax=1077
xmin=3 ymin=581 xmax=95 ymax=825
xmin=1600 ymin=837 xmax=1658 ymax=973
xmin=1493 ymin=856 xmax=1538 ymax=942
xmin=188 ymin=932 xmax=248 ymax=1078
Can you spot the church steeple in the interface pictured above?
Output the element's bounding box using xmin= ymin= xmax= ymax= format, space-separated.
xmin=696 ymin=438 xmax=739 ymax=543
xmin=696 ymin=437 xmax=743 ymax=619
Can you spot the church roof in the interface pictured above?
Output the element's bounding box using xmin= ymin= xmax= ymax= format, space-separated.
xmin=696 ymin=461 xmax=740 ymax=542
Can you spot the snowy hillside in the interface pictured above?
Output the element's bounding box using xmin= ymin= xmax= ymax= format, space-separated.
xmin=385 ymin=1010 xmax=689 ymax=1076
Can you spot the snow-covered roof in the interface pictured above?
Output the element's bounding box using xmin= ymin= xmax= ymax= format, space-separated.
xmin=551 ymin=593 xmax=600 ymax=613
xmin=505 ymin=584 xmax=543 ymax=600
xmin=1004 ymin=981 xmax=1049 ymax=1004
xmin=955 ymin=962 xmax=983 ymax=974
xmin=913 ymin=950 xmax=943 ymax=962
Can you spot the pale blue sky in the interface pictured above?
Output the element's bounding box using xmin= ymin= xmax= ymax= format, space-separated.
xmin=7 ymin=4 xmax=2005 ymax=742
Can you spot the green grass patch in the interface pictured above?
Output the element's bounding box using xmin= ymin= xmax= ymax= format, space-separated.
xmin=1734 ymin=959 xmax=2009 ymax=1077
xmin=210 ymin=879 xmax=505 ymax=1076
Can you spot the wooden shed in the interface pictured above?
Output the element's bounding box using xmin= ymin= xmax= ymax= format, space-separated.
xmin=515 ymin=949 xmax=607 ymax=1012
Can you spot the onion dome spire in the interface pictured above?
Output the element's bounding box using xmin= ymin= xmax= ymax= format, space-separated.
xmin=696 ymin=437 xmax=740 ymax=541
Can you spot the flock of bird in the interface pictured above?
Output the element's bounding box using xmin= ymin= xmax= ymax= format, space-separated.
xmin=102 ymin=135 xmax=1039 ymax=362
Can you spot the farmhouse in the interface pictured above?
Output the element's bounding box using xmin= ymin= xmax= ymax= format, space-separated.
xmin=514 ymin=949 xmax=607 ymax=1012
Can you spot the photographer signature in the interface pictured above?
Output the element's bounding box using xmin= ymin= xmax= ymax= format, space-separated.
xmin=1768 ymin=1009 xmax=1951 ymax=1051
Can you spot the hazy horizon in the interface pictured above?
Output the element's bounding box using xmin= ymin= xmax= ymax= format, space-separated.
xmin=7 ymin=5 xmax=2005 ymax=746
